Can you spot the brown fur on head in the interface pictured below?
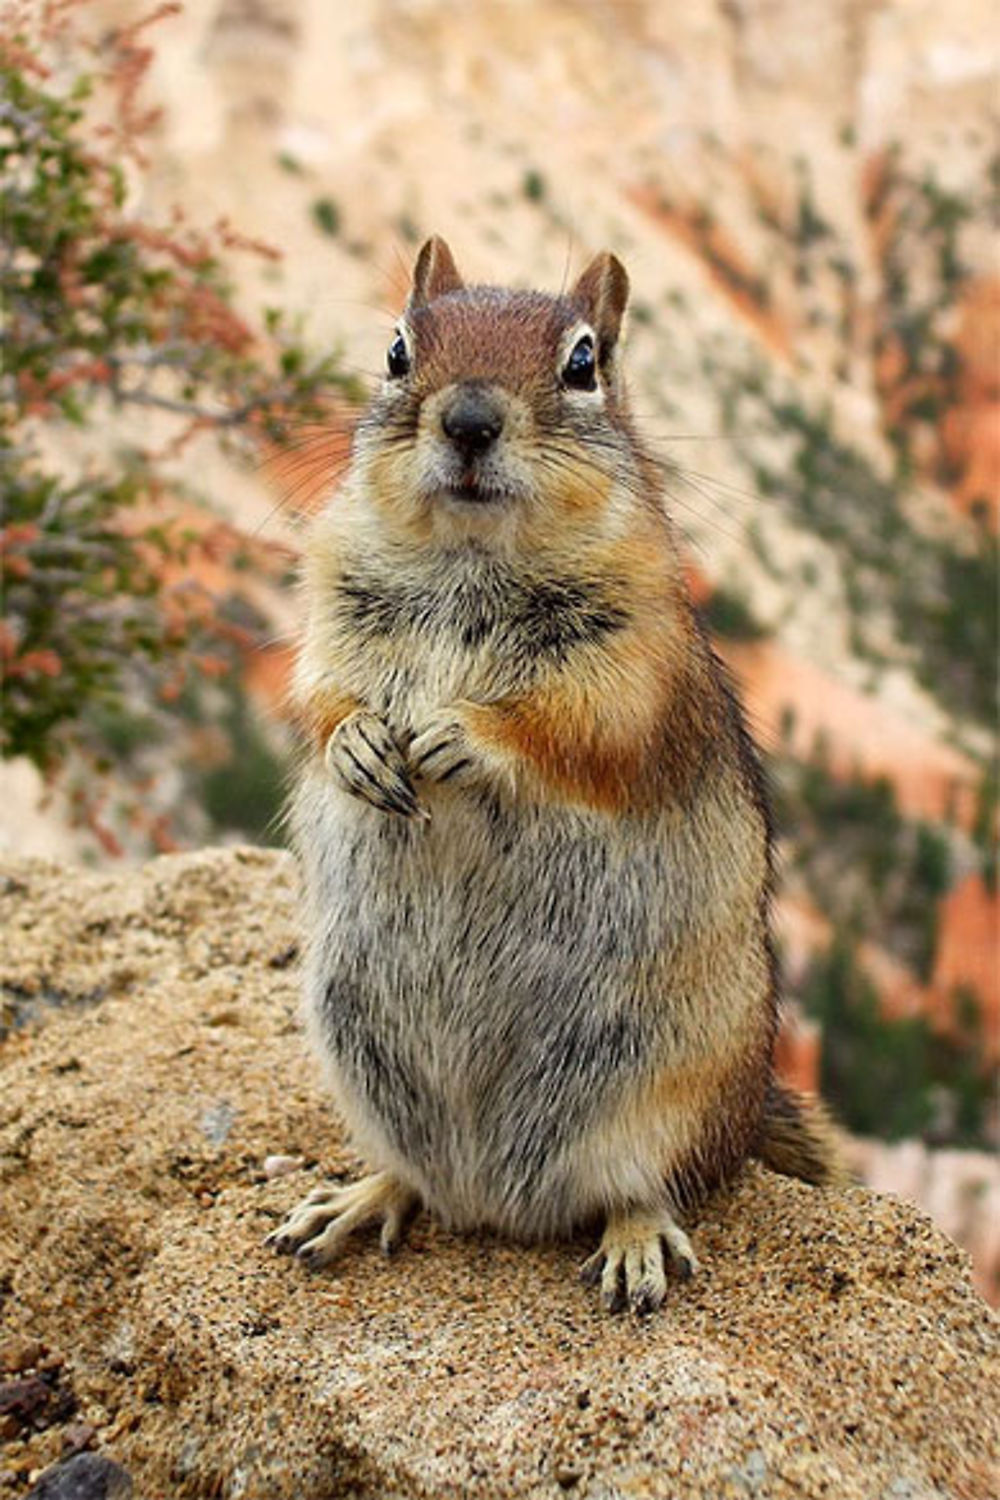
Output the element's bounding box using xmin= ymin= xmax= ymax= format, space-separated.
xmin=352 ymin=238 xmax=654 ymax=553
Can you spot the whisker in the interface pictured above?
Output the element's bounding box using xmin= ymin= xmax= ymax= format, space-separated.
xmin=659 ymin=480 xmax=745 ymax=547
xmin=560 ymin=228 xmax=576 ymax=298
xmin=326 ymin=360 xmax=381 ymax=383
xmin=675 ymin=465 xmax=762 ymax=505
xmin=248 ymin=497 xmax=303 ymax=540
xmin=661 ymin=470 xmax=750 ymax=541
xmin=260 ymin=442 xmax=353 ymax=477
xmin=271 ymin=292 xmax=401 ymax=321
xmin=539 ymin=428 xmax=750 ymax=548
xmin=535 ymin=442 xmax=745 ymax=551
xmin=249 ymin=439 xmax=353 ymax=534
xmin=256 ymin=625 xmax=302 ymax=650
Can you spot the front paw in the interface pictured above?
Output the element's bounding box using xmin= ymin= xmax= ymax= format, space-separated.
xmin=325 ymin=710 xmax=426 ymax=819
xmin=409 ymin=708 xmax=481 ymax=788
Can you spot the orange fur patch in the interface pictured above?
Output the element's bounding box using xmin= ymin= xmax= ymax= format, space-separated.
xmin=464 ymin=624 xmax=675 ymax=813
xmin=464 ymin=600 xmax=725 ymax=815
xmin=294 ymin=690 xmax=361 ymax=756
xmin=469 ymin=697 xmax=650 ymax=813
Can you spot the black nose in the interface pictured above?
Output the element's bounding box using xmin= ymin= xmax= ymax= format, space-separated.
xmin=441 ymin=390 xmax=504 ymax=457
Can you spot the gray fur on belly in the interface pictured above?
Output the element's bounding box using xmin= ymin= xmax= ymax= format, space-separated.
xmin=293 ymin=774 xmax=692 ymax=1236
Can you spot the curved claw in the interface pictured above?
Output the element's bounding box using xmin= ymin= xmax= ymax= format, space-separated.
xmin=325 ymin=712 xmax=427 ymax=819
xmin=266 ymin=1172 xmax=420 ymax=1272
xmin=580 ymin=1207 xmax=698 ymax=1316
xmin=409 ymin=710 xmax=478 ymax=788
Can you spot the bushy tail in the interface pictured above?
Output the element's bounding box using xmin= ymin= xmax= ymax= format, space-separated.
xmin=755 ymin=1079 xmax=848 ymax=1187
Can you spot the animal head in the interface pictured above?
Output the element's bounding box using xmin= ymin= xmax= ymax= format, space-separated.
xmin=351 ymin=238 xmax=653 ymax=550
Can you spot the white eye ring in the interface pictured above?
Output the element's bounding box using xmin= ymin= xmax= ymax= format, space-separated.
xmin=558 ymin=322 xmax=601 ymax=394
xmin=387 ymin=329 xmax=411 ymax=379
xmin=563 ymin=336 xmax=597 ymax=391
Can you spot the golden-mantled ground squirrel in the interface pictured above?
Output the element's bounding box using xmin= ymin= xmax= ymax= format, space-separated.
xmin=267 ymin=238 xmax=842 ymax=1314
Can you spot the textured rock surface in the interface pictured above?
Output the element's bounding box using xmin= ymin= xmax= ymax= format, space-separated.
xmin=1 ymin=849 xmax=997 ymax=1499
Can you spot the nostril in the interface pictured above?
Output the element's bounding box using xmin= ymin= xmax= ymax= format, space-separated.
xmin=442 ymin=396 xmax=504 ymax=455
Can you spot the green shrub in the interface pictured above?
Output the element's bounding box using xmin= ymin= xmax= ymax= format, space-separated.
xmin=310 ymin=197 xmax=341 ymax=237
xmin=802 ymin=936 xmax=935 ymax=1140
xmin=522 ymin=169 xmax=546 ymax=203
xmin=0 ymin=7 xmax=346 ymax=847
xmin=701 ymin=587 xmax=769 ymax=641
xmin=198 ymin=687 xmax=288 ymax=846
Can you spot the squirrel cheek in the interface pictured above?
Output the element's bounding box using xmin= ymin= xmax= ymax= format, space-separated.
xmin=546 ymin=461 xmax=615 ymax=519
xmin=365 ymin=443 xmax=434 ymax=520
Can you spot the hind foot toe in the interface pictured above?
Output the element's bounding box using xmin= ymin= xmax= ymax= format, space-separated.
xmin=580 ymin=1207 xmax=698 ymax=1315
xmin=265 ymin=1171 xmax=419 ymax=1270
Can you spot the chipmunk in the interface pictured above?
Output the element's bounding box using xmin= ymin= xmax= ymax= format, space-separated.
xmin=266 ymin=237 xmax=842 ymax=1313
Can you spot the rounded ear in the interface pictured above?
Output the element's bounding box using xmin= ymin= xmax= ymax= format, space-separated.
xmin=569 ymin=252 xmax=630 ymax=354
xmin=407 ymin=237 xmax=465 ymax=310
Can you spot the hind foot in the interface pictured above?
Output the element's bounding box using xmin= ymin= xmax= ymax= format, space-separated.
xmin=265 ymin=1171 xmax=419 ymax=1270
xmin=580 ymin=1206 xmax=698 ymax=1315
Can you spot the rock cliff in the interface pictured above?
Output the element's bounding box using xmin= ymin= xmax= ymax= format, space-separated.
xmin=1 ymin=849 xmax=997 ymax=1499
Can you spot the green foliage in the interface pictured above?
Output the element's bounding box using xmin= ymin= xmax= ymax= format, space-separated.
xmin=0 ymin=9 xmax=347 ymax=845
xmin=197 ymin=685 xmax=288 ymax=846
xmin=717 ymin=373 xmax=998 ymax=727
xmin=395 ymin=212 xmax=420 ymax=245
xmin=865 ymin=159 xmax=975 ymax=474
xmin=894 ymin=526 xmax=998 ymax=726
xmin=772 ymin=752 xmax=951 ymax=980
xmin=310 ymin=196 xmax=341 ymax=237
xmin=709 ymin=153 xmax=995 ymax=720
xmin=522 ymin=169 xmax=546 ymax=204
xmin=701 ymin=586 xmax=769 ymax=641
xmin=793 ymin=179 xmax=833 ymax=253
xmin=3 ymin=458 xmax=164 ymax=769
xmin=972 ymin=764 xmax=999 ymax=891
xmin=802 ymin=937 xmax=935 ymax=1139
xmin=802 ymin=936 xmax=992 ymax=1145
xmin=912 ymin=824 xmax=952 ymax=899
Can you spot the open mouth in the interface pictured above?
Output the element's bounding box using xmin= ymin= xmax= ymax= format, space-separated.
xmin=441 ymin=472 xmax=505 ymax=505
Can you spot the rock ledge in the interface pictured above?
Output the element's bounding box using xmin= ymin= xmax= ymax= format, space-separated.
xmin=1 ymin=850 xmax=997 ymax=1498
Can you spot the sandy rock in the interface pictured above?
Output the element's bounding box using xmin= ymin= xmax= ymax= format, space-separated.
xmin=1 ymin=849 xmax=997 ymax=1499
xmin=263 ymin=1153 xmax=306 ymax=1179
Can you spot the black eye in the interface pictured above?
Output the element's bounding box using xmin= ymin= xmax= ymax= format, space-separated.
xmin=562 ymin=335 xmax=596 ymax=391
xmin=387 ymin=333 xmax=410 ymax=379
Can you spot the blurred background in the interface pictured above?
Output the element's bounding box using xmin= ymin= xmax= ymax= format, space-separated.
xmin=2 ymin=1 xmax=997 ymax=1297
